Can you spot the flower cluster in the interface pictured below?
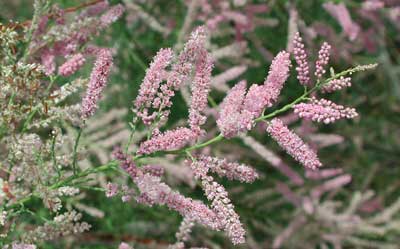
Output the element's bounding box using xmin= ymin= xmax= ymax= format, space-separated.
xmin=293 ymin=97 xmax=358 ymax=124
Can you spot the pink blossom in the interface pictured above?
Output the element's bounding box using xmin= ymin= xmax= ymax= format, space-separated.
xmin=266 ymin=118 xmax=322 ymax=170
xmin=12 ymin=244 xmax=36 ymax=249
xmin=217 ymin=81 xmax=253 ymax=138
xmin=105 ymin=182 xmax=118 ymax=198
xmin=262 ymin=50 xmax=292 ymax=106
xmin=305 ymin=168 xmax=344 ymax=180
xmin=191 ymin=155 xmax=258 ymax=183
xmin=311 ymin=174 xmax=352 ymax=198
xmin=113 ymin=148 xmax=220 ymax=230
xmin=142 ymin=165 xmax=165 ymax=177
xmin=292 ymin=32 xmax=310 ymax=85
xmin=41 ymin=48 xmax=56 ymax=75
xmin=134 ymin=48 xmax=174 ymax=125
xmin=118 ymin=242 xmax=132 ymax=249
xmin=100 ymin=4 xmax=125 ymax=28
xmin=137 ymin=127 xmax=197 ymax=155
xmin=321 ymin=76 xmax=352 ymax=93
xmin=58 ymin=53 xmax=86 ymax=76
xmin=323 ymin=2 xmax=361 ymax=41
xmin=293 ymin=97 xmax=358 ymax=124
xmin=200 ymin=175 xmax=246 ymax=244
xmin=314 ymin=42 xmax=331 ymax=79
xmin=188 ymin=53 xmax=214 ymax=133
xmin=81 ymin=49 xmax=113 ymax=119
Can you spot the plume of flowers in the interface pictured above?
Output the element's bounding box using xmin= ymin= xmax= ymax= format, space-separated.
xmin=99 ymin=4 xmax=125 ymax=28
xmin=314 ymin=42 xmax=331 ymax=79
xmin=323 ymin=2 xmax=361 ymax=41
xmin=137 ymin=127 xmax=197 ymax=155
xmin=217 ymin=81 xmax=253 ymax=138
xmin=292 ymin=32 xmax=311 ymax=85
xmin=81 ymin=48 xmax=113 ymax=119
xmin=58 ymin=53 xmax=86 ymax=76
xmin=112 ymin=147 xmax=220 ymax=229
xmin=134 ymin=48 xmax=174 ymax=125
xmin=321 ymin=76 xmax=352 ymax=93
xmin=188 ymin=53 xmax=214 ymax=133
xmin=266 ymin=118 xmax=322 ymax=170
xmin=293 ymin=97 xmax=358 ymax=124
xmin=193 ymin=155 xmax=258 ymax=183
xmin=190 ymin=158 xmax=246 ymax=244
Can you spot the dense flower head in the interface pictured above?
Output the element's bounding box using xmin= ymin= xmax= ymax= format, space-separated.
xmin=217 ymin=81 xmax=253 ymax=138
xmin=314 ymin=42 xmax=331 ymax=79
xmin=188 ymin=53 xmax=214 ymax=132
xmin=137 ymin=127 xmax=197 ymax=155
xmin=266 ymin=118 xmax=322 ymax=170
xmin=81 ymin=48 xmax=113 ymax=119
xmin=200 ymin=175 xmax=246 ymax=244
xmin=134 ymin=48 xmax=174 ymax=125
xmin=293 ymin=32 xmax=310 ymax=85
xmin=293 ymin=97 xmax=358 ymax=124
xmin=263 ymin=51 xmax=292 ymax=106
xmin=191 ymin=155 xmax=258 ymax=183
xmin=321 ymin=76 xmax=352 ymax=93
xmin=58 ymin=53 xmax=86 ymax=76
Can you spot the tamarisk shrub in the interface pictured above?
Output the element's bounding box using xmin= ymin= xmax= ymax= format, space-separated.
xmin=0 ymin=1 xmax=385 ymax=248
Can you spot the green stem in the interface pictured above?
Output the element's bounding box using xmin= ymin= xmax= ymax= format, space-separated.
xmin=72 ymin=127 xmax=83 ymax=174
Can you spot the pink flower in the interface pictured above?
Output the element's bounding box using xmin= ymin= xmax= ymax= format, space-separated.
xmin=293 ymin=97 xmax=358 ymax=124
xmin=134 ymin=48 xmax=174 ymax=125
xmin=323 ymin=2 xmax=360 ymax=41
xmin=100 ymin=4 xmax=125 ymax=28
xmin=81 ymin=49 xmax=113 ymax=119
xmin=311 ymin=174 xmax=352 ymax=198
xmin=200 ymin=175 xmax=245 ymax=244
xmin=314 ymin=42 xmax=331 ymax=79
xmin=118 ymin=242 xmax=132 ymax=249
xmin=41 ymin=49 xmax=56 ymax=75
xmin=58 ymin=53 xmax=86 ymax=76
xmin=266 ymin=118 xmax=322 ymax=170
xmin=105 ymin=182 xmax=118 ymax=198
xmin=262 ymin=50 xmax=291 ymax=106
xmin=321 ymin=76 xmax=352 ymax=93
xmin=292 ymin=32 xmax=310 ymax=85
xmin=113 ymin=148 xmax=220 ymax=230
xmin=137 ymin=127 xmax=197 ymax=154
xmin=217 ymin=81 xmax=253 ymax=138
xmin=305 ymin=168 xmax=343 ymax=180
xmin=188 ymin=53 xmax=214 ymax=133
xmin=191 ymin=155 xmax=258 ymax=183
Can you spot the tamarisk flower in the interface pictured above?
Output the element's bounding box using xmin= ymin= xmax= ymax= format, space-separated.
xmin=137 ymin=127 xmax=197 ymax=154
xmin=217 ymin=81 xmax=253 ymax=138
xmin=321 ymin=76 xmax=352 ymax=93
xmin=306 ymin=168 xmax=344 ymax=180
xmin=134 ymin=48 xmax=174 ymax=125
xmin=193 ymin=155 xmax=258 ymax=183
xmin=188 ymin=53 xmax=214 ymax=133
xmin=99 ymin=4 xmax=125 ymax=28
xmin=12 ymin=243 xmax=37 ymax=249
xmin=311 ymin=174 xmax=352 ymax=198
xmin=323 ymin=2 xmax=360 ymax=41
xmin=58 ymin=53 xmax=86 ymax=76
xmin=293 ymin=98 xmax=358 ymax=124
xmin=81 ymin=48 xmax=113 ymax=119
xmin=113 ymin=148 xmax=220 ymax=230
xmin=293 ymin=32 xmax=310 ymax=85
xmin=190 ymin=159 xmax=246 ymax=244
xmin=266 ymin=118 xmax=322 ymax=170
xmin=243 ymin=51 xmax=291 ymax=116
xmin=314 ymin=42 xmax=331 ymax=79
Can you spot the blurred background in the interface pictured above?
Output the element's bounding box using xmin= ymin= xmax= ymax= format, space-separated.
xmin=1 ymin=0 xmax=399 ymax=248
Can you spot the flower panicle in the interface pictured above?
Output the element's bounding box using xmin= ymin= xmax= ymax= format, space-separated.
xmin=266 ymin=118 xmax=322 ymax=170
xmin=293 ymin=97 xmax=358 ymax=124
